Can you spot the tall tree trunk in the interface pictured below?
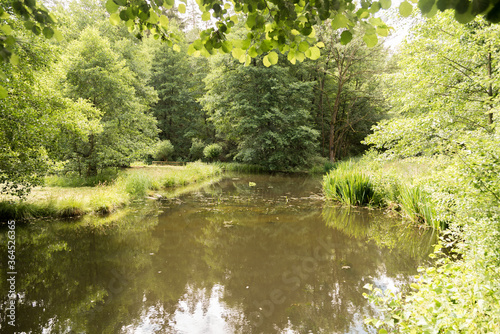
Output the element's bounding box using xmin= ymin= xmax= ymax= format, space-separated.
xmin=329 ymin=81 xmax=343 ymax=162
xmin=318 ymin=75 xmax=326 ymax=156
xmin=86 ymin=134 xmax=97 ymax=177
xmin=487 ymin=52 xmax=494 ymax=125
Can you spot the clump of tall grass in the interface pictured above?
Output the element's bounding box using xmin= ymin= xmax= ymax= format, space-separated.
xmin=121 ymin=172 xmax=156 ymax=198
xmin=323 ymin=162 xmax=380 ymax=206
xmin=397 ymin=184 xmax=440 ymax=229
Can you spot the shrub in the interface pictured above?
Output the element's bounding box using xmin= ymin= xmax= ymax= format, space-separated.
xmin=203 ymin=143 xmax=222 ymax=162
xmin=154 ymin=140 xmax=174 ymax=161
xmin=189 ymin=138 xmax=205 ymax=161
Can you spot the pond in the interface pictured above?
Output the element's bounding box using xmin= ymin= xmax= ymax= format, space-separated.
xmin=0 ymin=173 xmax=436 ymax=333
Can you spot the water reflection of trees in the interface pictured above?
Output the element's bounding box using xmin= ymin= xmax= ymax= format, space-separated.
xmin=0 ymin=205 xmax=161 ymax=334
xmin=0 ymin=176 xmax=436 ymax=334
xmin=322 ymin=206 xmax=437 ymax=268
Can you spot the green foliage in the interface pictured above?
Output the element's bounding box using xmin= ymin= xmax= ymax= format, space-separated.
xmin=398 ymin=184 xmax=439 ymax=229
xmin=203 ymin=143 xmax=222 ymax=162
xmin=149 ymin=39 xmax=210 ymax=159
xmin=0 ymin=21 xmax=101 ymax=197
xmin=189 ymin=138 xmax=205 ymax=161
xmin=323 ymin=161 xmax=379 ymax=206
xmin=201 ymin=53 xmax=319 ymax=170
xmin=60 ymin=27 xmax=158 ymax=176
xmin=102 ymin=0 xmax=500 ymax=66
xmin=153 ymin=140 xmax=175 ymax=161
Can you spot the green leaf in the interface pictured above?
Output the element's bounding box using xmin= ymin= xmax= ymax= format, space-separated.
xmin=308 ymin=46 xmax=321 ymax=60
xmin=1 ymin=24 xmax=12 ymax=35
xmin=268 ymin=51 xmax=278 ymax=64
xmin=399 ymin=1 xmax=413 ymax=17
xmin=10 ymin=54 xmax=19 ymax=66
xmin=178 ymin=3 xmax=186 ymax=14
xmin=202 ymin=11 xmax=211 ymax=21
xmin=357 ymin=8 xmax=370 ymax=18
xmin=110 ymin=12 xmax=121 ymax=25
xmin=248 ymin=46 xmax=258 ymax=57
xmin=43 ymin=27 xmax=54 ymax=39
xmin=232 ymin=47 xmax=245 ymax=60
xmin=298 ymin=41 xmax=309 ymax=52
xmin=377 ymin=26 xmax=389 ymax=37
xmin=159 ymin=15 xmax=169 ymax=28
xmin=418 ymin=0 xmax=435 ymax=14
xmin=105 ymin=0 xmax=120 ymax=13
xmin=369 ymin=17 xmax=385 ymax=26
xmin=370 ymin=1 xmax=382 ymax=13
xmin=332 ymin=13 xmax=351 ymax=29
xmin=295 ymin=52 xmax=305 ymax=62
xmin=0 ymin=85 xmax=7 ymax=99
xmin=363 ymin=33 xmax=378 ymax=47
xmin=53 ymin=29 xmax=64 ymax=42
xmin=485 ymin=2 xmax=500 ymax=22
xmin=263 ymin=55 xmax=272 ymax=67
xmin=380 ymin=0 xmax=392 ymax=9
xmin=340 ymin=30 xmax=353 ymax=45
xmin=173 ymin=44 xmax=181 ymax=52
xmin=32 ymin=25 xmax=42 ymax=36
xmin=287 ymin=50 xmax=296 ymax=64
xmin=378 ymin=329 xmax=388 ymax=334
xmin=114 ymin=0 xmax=127 ymax=5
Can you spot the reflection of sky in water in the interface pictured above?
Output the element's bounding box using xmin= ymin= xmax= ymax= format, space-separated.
xmin=174 ymin=285 xmax=231 ymax=334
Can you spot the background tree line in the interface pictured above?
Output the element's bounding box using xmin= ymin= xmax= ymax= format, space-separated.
xmin=0 ymin=0 xmax=389 ymax=196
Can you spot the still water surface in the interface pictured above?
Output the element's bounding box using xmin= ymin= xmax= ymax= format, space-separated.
xmin=0 ymin=174 xmax=436 ymax=333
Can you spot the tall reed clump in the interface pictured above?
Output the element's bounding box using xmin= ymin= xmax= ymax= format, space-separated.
xmin=398 ymin=184 xmax=439 ymax=229
xmin=323 ymin=163 xmax=379 ymax=206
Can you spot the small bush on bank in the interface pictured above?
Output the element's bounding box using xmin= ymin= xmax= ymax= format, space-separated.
xmin=154 ymin=140 xmax=175 ymax=161
xmin=189 ymin=138 xmax=205 ymax=161
xmin=203 ymin=143 xmax=222 ymax=162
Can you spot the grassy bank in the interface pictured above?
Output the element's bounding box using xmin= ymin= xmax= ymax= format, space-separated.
xmin=0 ymin=162 xmax=222 ymax=220
xmin=324 ymin=154 xmax=500 ymax=332
xmin=322 ymin=157 xmax=446 ymax=229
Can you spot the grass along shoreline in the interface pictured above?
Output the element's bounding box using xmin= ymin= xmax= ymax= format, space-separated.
xmin=0 ymin=162 xmax=222 ymax=220
xmin=322 ymin=157 xmax=446 ymax=229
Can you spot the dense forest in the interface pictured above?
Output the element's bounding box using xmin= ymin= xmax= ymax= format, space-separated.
xmin=1 ymin=0 xmax=500 ymax=332
xmin=0 ymin=0 xmax=391 ymax=197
